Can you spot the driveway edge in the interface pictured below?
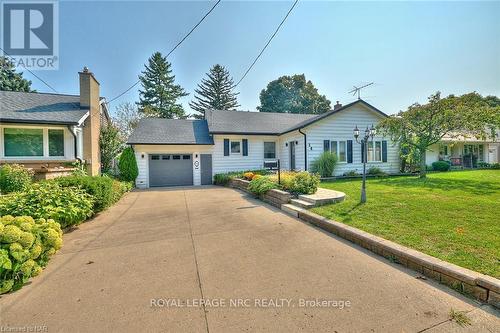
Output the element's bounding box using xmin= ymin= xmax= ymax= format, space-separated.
xmin=281 ymin=203 xmax=500 ymax=309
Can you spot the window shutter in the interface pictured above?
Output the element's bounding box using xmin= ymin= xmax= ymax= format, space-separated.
xmin=361 ymin=141 xmax=365 ymax=163
xmin=323 ymin=140 xmax=330 ymax=152
xmin=242 ymin=139 xmax=248 ymax=156
xmin=223 ymin=139 xmax=229 ymax=156
xmin=382 ymin=140 xmax=388 ymax=162
xmin=347 ymin=140 xmax=353 ymax=163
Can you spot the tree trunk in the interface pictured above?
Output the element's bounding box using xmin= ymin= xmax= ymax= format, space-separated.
xmin=419 ymin=149 xmax=427 ymax=178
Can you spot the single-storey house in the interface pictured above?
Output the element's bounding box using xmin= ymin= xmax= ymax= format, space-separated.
xmin=426 ymin=134 xmax=499 ymax=168
xmin=127 ymin=100 xmax=400 ymax=188
xmin=0 ymin=68 xmax=108 ymax=177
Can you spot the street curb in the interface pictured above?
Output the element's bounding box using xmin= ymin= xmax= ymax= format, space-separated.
xmin=285 ymin=206 xmax=500 ymax=309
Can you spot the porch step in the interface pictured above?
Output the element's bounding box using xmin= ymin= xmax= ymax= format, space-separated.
xmin=281 ymin=204 xmax=306 ymax=217
xmin=298 ymin=188 xmax=346 ymax=206
xmin=290 ymin=199 xmax=315 ymax=209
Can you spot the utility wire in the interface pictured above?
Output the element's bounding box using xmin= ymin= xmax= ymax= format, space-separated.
xmin=106 ymin=0 xmax=222 ymax=105
xmin=1 ymin=46 xmax=58 ymax=93
xmin=233 ymin=0 xmax=299 ymax=88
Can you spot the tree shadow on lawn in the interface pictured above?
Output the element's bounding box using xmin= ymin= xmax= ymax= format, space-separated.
xmin=375 ymin=176 xmax=500 ymax=196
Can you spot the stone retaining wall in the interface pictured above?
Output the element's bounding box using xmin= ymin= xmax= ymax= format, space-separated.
xmin=291 ymin=207 xmax=500 ymax=309
xmin=228 ymin=179 xmax=292 ymax=208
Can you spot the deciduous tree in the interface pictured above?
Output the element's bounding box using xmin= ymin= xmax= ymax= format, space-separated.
xmin=258 ymin=74 xmax=331 ymax=114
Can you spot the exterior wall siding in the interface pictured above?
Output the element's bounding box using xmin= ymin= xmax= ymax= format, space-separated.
xmin=304 ymin=104 xmax=400 ymax=175
xmin=212 ymin=135 xmax=280 ymax=174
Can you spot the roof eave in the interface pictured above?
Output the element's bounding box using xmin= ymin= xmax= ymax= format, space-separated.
xmin=0 ymin=118 xmax=80 ymax=126
xmin=209 ymin=131 xmax=280 ymax=136
xmin=127 ymin=142 xmax=215 ymax=146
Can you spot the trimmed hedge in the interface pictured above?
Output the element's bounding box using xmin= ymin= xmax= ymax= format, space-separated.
xmin=432 ymin=161 xmax=451 ymax=172
xmin=0 ymin=215 xmax=62 ymax=294
xmin=56 ymin=175 xmax=114 ymax=212
xmin=0 ymin=182 xmax=94 ymax=228
xmin=0 ymin=164 xmax=33 ymax=194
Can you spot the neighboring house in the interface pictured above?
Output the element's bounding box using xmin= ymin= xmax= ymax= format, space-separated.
xmin=426 ymin=134 xmax=500 ymax=168
xmin=0 ymin=68 xmax=109 ymax=178
xmin=128 ymin=99 xmax=400 ymax=188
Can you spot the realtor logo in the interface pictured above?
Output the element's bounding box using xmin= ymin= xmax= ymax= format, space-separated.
xmin=1 ymin=0 xmax=59 ymax=70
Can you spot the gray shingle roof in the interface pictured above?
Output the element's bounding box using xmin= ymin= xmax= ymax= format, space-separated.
xmin=205 ymin=109 xmax=317 ymax=134
xmin=127 ymin=118 xmax=214 ymax=145
xmin=0 ymin=91 xmax=88 ymax=125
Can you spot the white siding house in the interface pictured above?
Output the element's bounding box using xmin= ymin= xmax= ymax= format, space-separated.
xmin=128 ymin=100 xmax=400 ymax=188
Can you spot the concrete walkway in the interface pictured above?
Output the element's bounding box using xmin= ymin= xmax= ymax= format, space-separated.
xmin=0 ymin=186 xmax=498 ymax=332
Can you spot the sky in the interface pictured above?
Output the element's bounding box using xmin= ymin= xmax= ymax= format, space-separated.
xmin=14 ymin=0 xmax=500 ymax=116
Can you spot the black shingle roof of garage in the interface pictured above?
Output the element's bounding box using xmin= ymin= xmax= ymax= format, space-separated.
xmin=0 ymin=91 xmax=89 ymax=125
xmin=127 ymin=118 xmax=214 ymax=145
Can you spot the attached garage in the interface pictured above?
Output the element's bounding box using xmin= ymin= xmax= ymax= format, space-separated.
xmin=149 ymin=154 xmax=193 ymax=187
xmin=127 ymin=119 xmax=215 ymax=188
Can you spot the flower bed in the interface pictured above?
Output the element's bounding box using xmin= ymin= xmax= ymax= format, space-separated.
xmin=217 ymin=170 xmax=320 ymax=206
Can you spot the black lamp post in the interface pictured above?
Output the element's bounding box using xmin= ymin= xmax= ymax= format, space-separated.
xmin=353 ymin=124 xmax=376 ymax=203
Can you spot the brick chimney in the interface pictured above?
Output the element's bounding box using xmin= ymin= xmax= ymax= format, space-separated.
xmin=79 ymin=67 xmax=101 ymax=176
xmin=334 ymin=101 xmax=342 ymax=110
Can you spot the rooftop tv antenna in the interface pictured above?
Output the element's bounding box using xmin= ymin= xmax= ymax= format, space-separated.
xmin=349 ymin=82 xmax=374 ymax=100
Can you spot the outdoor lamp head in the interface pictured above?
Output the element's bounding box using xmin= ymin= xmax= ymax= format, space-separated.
xmin=353 ymin=125 xmax=360 ymax=138
xmin=365 ymin=126 xmax=370 ymax=137
xmin=370 ymin=124 xmax=376 ymax=138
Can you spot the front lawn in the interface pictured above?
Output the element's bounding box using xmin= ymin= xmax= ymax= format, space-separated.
xmin=313 ymin=170 xmax=500 ymax=278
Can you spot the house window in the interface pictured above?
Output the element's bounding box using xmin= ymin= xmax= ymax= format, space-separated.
xmin=231 ymin=141 xmax=241 ymax=154
xmin=330 ymin=141 xmax=346 ymax=162
xmin=48 ymin=129 xmax=64 ymax=157
xmin=368 ymin=141 xmax=382 ymax=162
xmin=264 ymin=142 xmax=276 ymax=159
xmin=4 ymin=128 xmax=43 ymax=156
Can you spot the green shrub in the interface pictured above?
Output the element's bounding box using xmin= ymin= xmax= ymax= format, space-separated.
xmin=0 ymin=164 xmax=33 ymax=194
xmin=272 ymin=171 xmax=319 ymax=194
xmin=491 ymin=163 xmax=500 ymax=170
xmin=111 ymin=179 xmax=133 ymax=203
xmin=56 ymin=175 xmax=115 ymax=212
xmin=367 ymin=166 xmax=387 ymax=176
xmin=118 ymin=147 xmax=138 ymax=182
xmin=343 ymin=170 xmax=360 ymax=177
xmin=0 ymin=182 xmax=94 ymax=228
xmin=0 ymin=215 xmax=62 ymax=294
xmin=248 ymin=176 xmax=279 ymax=195
xmin=310 ymin=152 xmax=337 ymax=177
xmin=432 ymin=161 xmax=451 ymax=172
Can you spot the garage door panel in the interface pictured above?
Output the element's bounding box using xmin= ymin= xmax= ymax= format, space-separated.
xmin=149 ymin=154 xmax=193 ymax=187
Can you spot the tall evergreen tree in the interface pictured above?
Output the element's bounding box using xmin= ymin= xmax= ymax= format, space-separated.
xmin=137 ymin=52 xmax=188 ymax=119
xmin=0 ymin=57 xmax=33 ymax=92
xmin=189 ymin=64 xmax=240 ymax=119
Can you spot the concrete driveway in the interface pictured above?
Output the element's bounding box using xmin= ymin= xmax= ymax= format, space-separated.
xmin=1 ymin=186 xmax=498 ymax=332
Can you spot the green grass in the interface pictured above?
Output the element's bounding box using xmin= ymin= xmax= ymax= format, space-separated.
xmin=312 ymin=170 xmax=500 ymax=278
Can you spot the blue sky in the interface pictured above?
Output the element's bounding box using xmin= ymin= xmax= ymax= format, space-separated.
xmin=20 ymin=0 xmax=500 ymax=116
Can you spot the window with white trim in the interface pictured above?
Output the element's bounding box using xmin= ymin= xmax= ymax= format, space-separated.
xmin=3 ymin=127 xmax=65 ymax=158
xmin=368 ymin=141 xmax=382 ymax=162
xmin=330 ymin=141 xmax=347 ymax=162
xmin=230 ymin=141 xmax=241 ymax=154
xmin=264 ymin=142 xmax=276 ymax=159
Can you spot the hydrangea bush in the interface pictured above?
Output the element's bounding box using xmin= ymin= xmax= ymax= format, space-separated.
xmin=0 ymin=182 xmax=94 ymax=228
xmin=0 ymin=215 xmax=62 ymax=294
xmin=0 ymin=164 xmax=34 ymax=194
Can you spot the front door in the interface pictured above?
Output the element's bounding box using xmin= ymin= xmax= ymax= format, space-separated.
xmin=289 ymin=141 xmax=296 ymax=170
